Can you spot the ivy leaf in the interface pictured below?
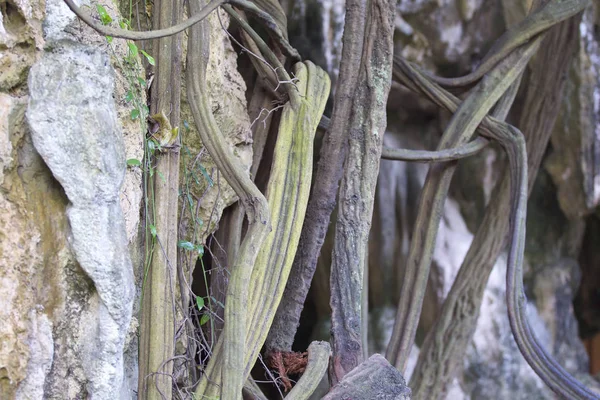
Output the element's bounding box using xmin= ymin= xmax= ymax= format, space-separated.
xmin=126 ymin=158 xmax=141 ymax=167
xmin=200 ymin=314 xmax=210 ymax=326
xmin=140 ymin=49 xmax=155 ymax=66
xmin=96 ymin=4 xmax=112 ymax=25
xmin=130 ymin=108 xmax=140 ymax=120
xmin=196 ymin=296 xmax=204 ymax=311
xmin=106 ymin=35 xmax=113 ymax=43
xmin=177 ymin=240 xmax=195 ymax=251
xmin=125 ymin=90 xmax=134 ymax=103
xmin=149 ymin=225 xmax=157 ymax=237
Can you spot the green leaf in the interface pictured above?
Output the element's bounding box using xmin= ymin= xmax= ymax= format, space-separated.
xmin=200 ymin=314 xmax=210 ymax=326
xmin=177 ymin=240 xmax=195 ymax=251
xmin=125 ymin=90 xmax=134 ymax=102
xmin=130 ymin=108 xmax=140 ymax=120
xmin=196 ymin=244 xmax=204 ymax=256
xmin=196 ymin=296 xmax=205 ymax=311
xmin=127 ymin=42 xmax=138 ymax=57
xmin=149 ymin=225 xmax=157 ymax=237
xmin=137 ymin=77 xmax=146 ymax=87
xmin=140 ymin=49 xmax=155 ymax=66
xmin=96 ymin=4 xmax=112 ymax=25
xmin=119 ymin=19 xmax=131 ymax=30
xmin=106 ymin=35 xmax=113 ymax=43
xmin=126 ymin=158 xmax=141 ymax=167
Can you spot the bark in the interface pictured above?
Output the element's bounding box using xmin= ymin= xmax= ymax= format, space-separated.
xmin=265 ymin=0 xmax=369 ymax=354
xmin=328 ymin=0 xmax=396 ymax=383
xmin=138 ymin=0 xmax=183 ymax=396
xmin=409 ymin=13 xmax=582 ymax=400
xmin=386 ymin=42 xmax=534 ymax=373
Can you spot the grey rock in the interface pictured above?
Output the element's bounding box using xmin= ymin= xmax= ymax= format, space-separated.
xmin=15 ymin=311 xmax=54 ymax=400
xmin=27 ymin=43 xmax=133 ymax=400
xmin=323 ymin=354 xmax=412 ymax=400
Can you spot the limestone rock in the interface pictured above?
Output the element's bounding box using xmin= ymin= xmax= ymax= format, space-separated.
xmin=323 ymin=354 xmax=412 ymax=400
xmin=28 ymin=41 xmax=134 ymax=399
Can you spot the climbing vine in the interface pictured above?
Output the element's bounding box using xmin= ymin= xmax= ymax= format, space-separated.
xmin=68 ymin=0 xmax=598 ymax=398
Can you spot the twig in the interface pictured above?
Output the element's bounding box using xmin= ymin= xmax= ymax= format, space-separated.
xmin=63 ymin=0 xmax=224 ymax=40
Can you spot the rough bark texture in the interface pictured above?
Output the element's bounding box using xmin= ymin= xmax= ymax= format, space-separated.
xmin=328 ymin=0 xmax=396 ymax=383
xmin=265 ymin=0 xmax=369 ymax=354
xmin=137 ymin=0 xmax=183 ymax=396
xmin=408 ymin=12 xmax=584 ymax=400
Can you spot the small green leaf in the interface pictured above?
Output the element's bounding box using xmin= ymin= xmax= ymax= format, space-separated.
xmin=177 ymin=240 xmax=195 ymax=251
xmin=130 ymin=109 xmax=140 ymax=120
xmin=137 ymin=77 xmax=146 ymax=87
xmin=127 ymin=42 xmax=138 ymax=57
xmin=125 ymin=90 xmax=134 ymax=102
xmin=149 ymin=225 xmax=157 ymax=237
xmin=119 ymin=18 xmax=131 ymax=29
xmin=196 ymin=244 xmax=204 ymax=256
xmin=96 ymin=4 xmax=112 ymax=25
xmin=196 ymin=296 xmax=205 ymax=311
xmin=200 ymin=314 xmax=210 ymax=326
xmin=126 ymin=158 xmax=141 ymax=167
xmin=140 ymin=49 xmax=155 ymax=66
xmin=106 ymin=35 xmax=113 ymax=43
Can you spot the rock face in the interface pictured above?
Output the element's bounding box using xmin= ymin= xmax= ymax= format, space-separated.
xmin=27 ymin=43 xmax=135 ymax=398
xmin=323 ymin=354 xmax=412 ymax=400
xmin=1 ymin=0 xmax=143 ymax=397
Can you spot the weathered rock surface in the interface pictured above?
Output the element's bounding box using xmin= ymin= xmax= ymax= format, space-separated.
xmin=27 ymin=35 xmax=134 ymax=400
xmin=323 ymin=354 xmax=412 ymax=400
xmin=1 ymin=0 xmax=143 ymax=397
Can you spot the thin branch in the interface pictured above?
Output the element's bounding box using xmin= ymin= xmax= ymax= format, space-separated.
xmin=419 ymin=0 xmax=589 ymax=88
xmin=63 ymin=0 xmax=224 ymax=40
xmin=229 ymin=0 xmax=301 ymax=60
xmin=224 ymin=5 xmax=301 ymax=110
xmin=318 ymin=115 xmax=490 ymax=163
